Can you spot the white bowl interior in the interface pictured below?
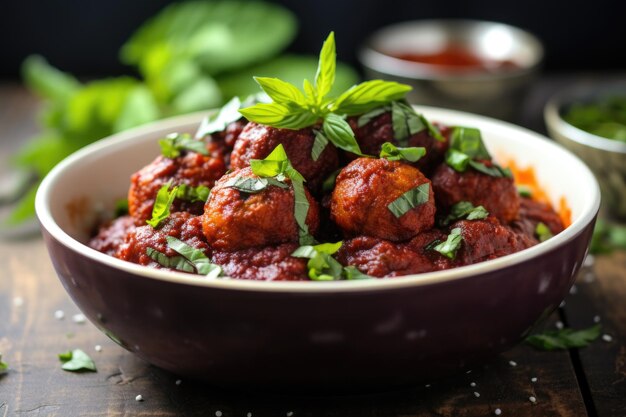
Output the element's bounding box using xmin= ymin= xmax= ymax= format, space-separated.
xmin=36 ymin=107 xmax=600 ymax=292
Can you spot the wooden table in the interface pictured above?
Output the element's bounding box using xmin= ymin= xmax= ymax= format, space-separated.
xmin=1 ymin=79 xmax=626 ymax=417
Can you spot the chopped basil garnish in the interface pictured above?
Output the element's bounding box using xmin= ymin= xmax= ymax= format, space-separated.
xmin=387 ymin=183 xmax=430 ymax=218
xmin=147 ymin=236 xmax=221 ymax=278
xmin=311 ymin=129 xmax=329 ymax=161
xmin=526 ymin=324 xmax=601 ymax=350
xmin=249 ymin=144 xmax=315 ymax=245
xmin=0 ymin=353 xmax=8 ymax=374
xmin=445 ymin=126 xmax=511 ymax=178
xmin=146 ymin=182 xmax=178 ymax=228
xmin=114 ymin=198 xmax=129 ymax=217
xmin=58 ymin=349 xmax=97 ymax=372
xmin=322 ymin=169 xmax=341 ymax=193
xmin=159 ymin=133 xmax=208 ymax=158
xmin=440 ymin=201 xmax=489 ymax=226
xmin=343 ymin=265 xmax=374 ymax=280
xmin=357 ymin=106 xmax=389 ymax=127
xmin=223 ymin=176 xmax=288 ymax=194
xmin=195 ymin=96 xmax=242 ymax=139
xmin=379 ymin=142 xmax=426 ymax=163
xmin=535 ymin=222 xmax=554 ymax=242
xmin=292 ymin=241 xmax=343 ymax=281
xmin=239 ymin=32 xmax=411 ymax=156
xmin=176 ymin=184 xmax=211 ymax=203
xmin=517 ymin=185 xmax=533 ymax=198
xmin=432 ymin=227 xmax=463 ymax=259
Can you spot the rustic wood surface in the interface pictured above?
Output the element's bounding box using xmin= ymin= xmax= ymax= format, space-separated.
xmin=1 ymin=80 xmax=625 ymax=417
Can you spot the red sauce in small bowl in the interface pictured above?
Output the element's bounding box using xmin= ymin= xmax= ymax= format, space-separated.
xmin=390 ymin=45 xmax=518 ymax=72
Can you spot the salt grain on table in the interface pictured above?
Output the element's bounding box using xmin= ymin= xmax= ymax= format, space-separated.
xmin=13 ymin=297 xmax=24 ymax=307
xmin=135 ymin=395 xmax=143 ymax=402
xmin=72 ymin=313 xmax=86 ymax=324
xmin=494 ymin=408 xmax=502 ymax=415
xmin=54 ymin=310 xmax=65 ymax=320
xmin=602 ymin=334 xmax=613 ymax=342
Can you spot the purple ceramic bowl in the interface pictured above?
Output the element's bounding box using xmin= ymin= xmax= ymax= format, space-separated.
xmin=35 ymin=107 xmax=599 ymax=389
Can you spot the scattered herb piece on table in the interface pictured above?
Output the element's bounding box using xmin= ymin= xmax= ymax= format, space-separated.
xmin=58 ymin=349 xmax=97 ymax=372
xmin=525 ymin=324 xmax=602 ymax=350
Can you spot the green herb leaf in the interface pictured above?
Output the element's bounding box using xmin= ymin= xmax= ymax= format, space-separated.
xmin=387 ymin=183 xmax=430 ymax=218
xmin=391 ymin=101 xmax=425 ymax=142
xmin=223 ymin=176 xmax=288 ymax=193
xmin=58 ymin=349 xmax=97 ymax=372
xmin=195 ymin=96 xmax=243 ymax=138
xmin=165 ymin=236 xmax=221 ymax=278
xmin=254 ymin=77 xmax=307 ymax=105
xmin=450 ymin=127 xmax=491 ymax=160
xmin=176 ymin=184 xmax=211 ymax=203
xmin=535 ymin=222 xmax=554 ymax=242
xmin=445 ymin=149 xmax=471 ymax=172
xmin=357 ymin=106 xmax=389 ymax=127
xmin=517 ymin=185 xmax=533 ymax=198
xmin=440 ymin=201 xmax=489 ymax=226
xmin=379 ymin=142 xmax=426 ymax=162
xmin=250 ymin=143 xmax=290 ymax=177
xmin=433 ymin=227 xmax=463 ymax=259
xmin=0 ymin=353 xmax=8 ymax=374
xmin=239 ymin=102 xmax=318 ymax=130
xmin=159 ymin=133 xmax=208 ymax=158
xmin=146 ymin=183 xmax=179 ymax=228
xmin=292 ymin=179 xmax=316 ymax=246
xmin=22 ymin=55 xmax=80 ymax=102
xmin=314 ymin=32 xmax=336 ymax=101
xmin=292 ymin=241 xmax=343 ymax=280
xmin=590 ymin=219 xmax=626 ymax=254
xmin=114 ymin=199 xmax=129 ymax=217
xmin=311 ymin=130 xmax=330 ymax=161
xmin=343 ymin=265 xmax=374 ymax=280
xmin=468 ymin=160 xmax=513 ymax=178
xmin=322 ymin=113 xmax=363 ymax=155
xmin=332 ymin=80 xmax=412 ymax=115
xmin=526 ymin=324 xmax=602 ymax=350
xmin=147 ymin=247 xmax=196 ymax=273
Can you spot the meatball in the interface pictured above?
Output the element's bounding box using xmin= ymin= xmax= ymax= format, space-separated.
xmin=431 ymin=162 xmax=520 ymax=223
xmin=116 ymin=212 xmax=210 ymax=270
xmin=202 ymin=167 xmax=321 ymax=251
xmin=212 ymin=243 xmax=308 ymax=281
xmin=337 ymin=232 xmax=450 ymax=278
xmin=348 ymin=111 xmax=450 ymax=174
xmin=512 ymin=197 xmax=566 ymax=240
xmin=330 ymin=158 xmax=436 ymax=241
xmin=88 ymin=215 xmax=135 ymax=256
xmin=230 ymin=123 xmax=339 ymax=192
xmin=451 ymin=218 xmax=536 ymax=266
xmin=205 ymin=119 xmax=247 ymax=167
xmin=128 ymin=151 xmax=226 ymax=226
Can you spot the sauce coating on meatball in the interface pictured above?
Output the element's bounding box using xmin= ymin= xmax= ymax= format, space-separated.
xmin=202 ymin=167 xmax=320 ymax=251
xmin=331 ymin=158 xmax=436 ymax=241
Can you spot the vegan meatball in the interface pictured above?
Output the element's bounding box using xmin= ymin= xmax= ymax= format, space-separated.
xmin=212 ymin=243 xmax=308 ymax=281
xmin=202 ymin=167 xmax=320 ymax=251
xmin=116 ymin=212 xmax=210 ymax=269
xmin=128 ymin=151 xmax=226 ymax=226
xmin=205 ymin=119 xmax=247 ymax=167
xmin=431 ymin=162 xmax=520 ymax=223
xmin=330 ymin=158 xmax=436 ymax=241
xmin=230 ymin=123 xmax=339 ymax=192
xmin=88 ymin=215 xmax=135 ymax=256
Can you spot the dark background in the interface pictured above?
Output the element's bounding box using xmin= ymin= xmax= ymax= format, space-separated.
xmin=2 ymin=0 xmax=626 ymax=79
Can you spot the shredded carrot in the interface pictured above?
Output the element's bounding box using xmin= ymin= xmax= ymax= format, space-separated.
xmin=505 ymin=160 xmax=572 ymax=227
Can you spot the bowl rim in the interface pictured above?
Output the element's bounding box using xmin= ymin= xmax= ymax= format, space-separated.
xmin=544 ymin=83 xmax=626 ymax=154
xmin=36 ymin=106 xmax=600 ymax=294
xmin=358 ymin=18 xmax=544 ymax=81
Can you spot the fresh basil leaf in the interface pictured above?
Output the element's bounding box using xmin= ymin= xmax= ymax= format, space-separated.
xmin=292 ymin=178 xmax=316 ymax=246
xmin=445 ymin=149 xmax=471 ymax=172
xmin=114 ymin=199 xmax=129 ymax=217
xmin=146 ymin=183 xmax=179 ymax=228
xmin=357 ymin=106 xmax=389 ymax=127
xmin=147 ymin=247 xmax=196 ymax=273
xmin=292 ymin=241 xmax=343 ymax=281
xmin=58 ymin=349 xmax=97 ymax=372
xmin=433 ymin=227 xmax=463 ymax=259
xmin=468 ymin=160 xmax=512 ymax=178
xmin=450 ymin=127 xmax=490 ymax=159
xmin=165 ymin=236 xmax=222 ymax=278
xmin=526 ymin=324 xmax=601 ymax=350
xmin=535 ymin=222 xmax=554 ymax=242
xmin=517 ymin=185 xmax=533 ymax=198
xmin=159 ymin=133 xmax=208 ymax=158
xmin=343 ymin=265 xmax=375 ymax=280
xmin=441 ymin=201 xmax=489 ymax=226
xmin=590 ymin=219 xmax=626 ymax=254
xmin=379 ymin=142 xmax=426 ymax=162
xmin=303 ymin=79 xmax=317 ymax=104
xmin=239 ymin=102 xmax=319 ymax=130
xmin=311 ymin=130 xmax=329 ymax=161
xmin=195 ymin=96 xmax=242 ymax=138
xmin=322 ymin=169 xmax=341 ymax=193
xmin=391 ymin=101 xmax=426 ymax=143
xmin=0 ymin=353 xmax=8 ymax=374
xmin=314 ymin=32 xmax=336 ymax=101
xmin=420 ymin=114 xmax=446 ymax=142
xmin=332 ymin=80 xmax=412 ymax=115
xmin=253 ymin=77 xmax=307 ymax=106
xmin=176 ymin=184 xmax=211 ymax=203
xmin=22 ymin=55 xmax=80 ymax=102
xmin=322 ymin=113 xmax=363 ymax=155
xmin=387 ymin=183 xmax=430 ymax=218
xmin=224 ymin=176 xmax=288 ymax=193
xmin=249 ymin=143 xmax=290 ymax=177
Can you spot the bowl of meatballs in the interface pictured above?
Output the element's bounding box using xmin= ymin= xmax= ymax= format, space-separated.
xmin=36 ymin=33 xmax=599 ymax=389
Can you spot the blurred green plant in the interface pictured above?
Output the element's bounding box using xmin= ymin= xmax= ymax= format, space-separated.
xmin=7 ymin=0 xmax=359 ymax=227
